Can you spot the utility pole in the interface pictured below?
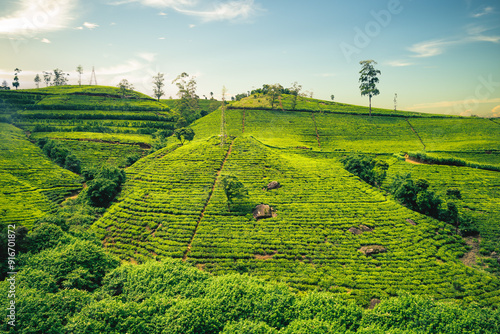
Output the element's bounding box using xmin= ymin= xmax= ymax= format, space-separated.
xmin=89 ymin=66 xmax=97 ymax=85
xmin=220 ymin=86 xmax=227 ymax=147
xmin=394 ymin=93 xmax=398 ymax=112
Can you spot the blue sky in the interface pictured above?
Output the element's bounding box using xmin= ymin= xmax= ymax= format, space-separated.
xmin=1 ymin=0 xmax=499 ymax=116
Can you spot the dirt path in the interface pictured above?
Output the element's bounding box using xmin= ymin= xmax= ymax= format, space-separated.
xmin=311 ymin=113 xmax=321 ymax=148
xmin=404 ymin=154 xmax=424 ymax=165
xmin=461 ymin=236 xmax=481 ymax=267
xmin=62 ymin=183 xmax=87 ymax=203
xmin=182 ymin=139 xmax=235 ymax=261
xmin=405 ymin=118 xmax=426 ymax=150
xmin=278 ymin=96 xmax=285 ymax=111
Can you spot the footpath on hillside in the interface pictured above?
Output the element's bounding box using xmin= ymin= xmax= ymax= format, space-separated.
xmin=182 ymin=139 xmax=235 ymax=261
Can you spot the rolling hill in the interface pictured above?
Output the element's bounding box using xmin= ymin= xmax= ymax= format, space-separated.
xmin=1 ymin=87 xmax=500 ymax=328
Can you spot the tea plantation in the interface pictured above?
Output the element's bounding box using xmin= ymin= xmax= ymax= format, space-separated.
xmin=1 ymin=87 xmax=500 ymax=332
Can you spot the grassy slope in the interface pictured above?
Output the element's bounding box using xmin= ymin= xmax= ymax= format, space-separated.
xmin=0 ymin=123 xmax=82 ymax=228
xmin=91 ymin=97 xmax=500 ymax=306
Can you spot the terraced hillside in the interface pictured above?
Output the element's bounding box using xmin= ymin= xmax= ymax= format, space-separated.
xmin=1 ymin=87 xmax=499 ymax=305
xmin=1 ymin=86 xmax=175 ymax=169
xmin=92 ymin=101 xmax=500 ymax=306
xmin=0 ymin=123 xmax=82 ymax=227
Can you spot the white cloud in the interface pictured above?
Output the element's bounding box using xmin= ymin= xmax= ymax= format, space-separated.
xmin=97 ymin=59 xmax=147 ymax=76
xmin=41 ymin=38 xmax=51 ymax=43
xmin=83 ymin=22 xmax=99 ymax=29
xmin=387 ymin=60 xmax=414 ymax=67
xmin=408 ymin=39 xmax=454 ymax=58
xmin=110 ymin=0 xmax=261 ymax=22
xmin=189 ymin=24 xmax=196 ymax=28
xmin=158 ymin=12 xmax=167 ymax=16
xmin=408 ymin=25 xmax=500 ymax=57
xmin=0 ymin=0 xmax=78 ymax=36
xmin=175 ymin=0 xmax=260 ymax=22
xmin=471 ymin=6 xmax=494 ymax=18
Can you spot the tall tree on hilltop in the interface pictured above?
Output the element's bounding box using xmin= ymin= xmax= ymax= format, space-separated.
xmin=12 ymin=68 xmax=21 ymax=90
xmin=267 ymin=83 xmax=283 ymax=110
xmin=152 ymin=72 xmax=165 ymax=101
xmin=53 ymin=69 xmax=69 ymax=86
xmin=34 ymin=74 xmax=41 ymax=88
xmin=117 ymin=79 xmax=134 ymax=98
xmin=76 ymin=65 xmax=83 ymax=86
xmin=43 ymin=71 xmax=52 ymax=87
xmin=359 ymin=60 xmax=381 ymax=116
xmin=172 ymin=72 xmax=199 ymax=123
xmin=289 ymin=82 xmax=302 ymax=110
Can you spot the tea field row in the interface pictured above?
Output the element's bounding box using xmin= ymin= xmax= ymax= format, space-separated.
xmin=0 ymin=123 xmax=82 ymax=227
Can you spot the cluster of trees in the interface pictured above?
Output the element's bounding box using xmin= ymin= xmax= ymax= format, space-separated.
xmin=36 ymin=137 xmax=82 ymax=174
xmin=81 ymin=167 xmax=126 ymax=207
xmin=221 ymin=175 xmax=247 ymax=211
xmin=390 ymin=174 xmax=478 ymax=236
xmin=340 ymin=154 xmax=388 ymax=188
xmin=116 ymin=79 xmax=134 ymax=98
xmin=340 ymin=154 xmax=478 ymax=236
xmin=250 ymin=82 xmax=303 ymax=110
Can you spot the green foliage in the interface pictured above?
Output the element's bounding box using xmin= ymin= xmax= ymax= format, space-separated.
xmin=280 ymin=318 xmax=346 ymax=334
xmin=361 ymin=293 xmax=500 ymax=334
xmin=446 ymin=188 xmax=462 ymax=199
xmin=340 ymin=154 xmax=388 ymax=187
xmin=173 ymin=72 xmax=199 ymax=123
xmin=24 ymin=239 xmax=119 ymax=291
xmin=174 ymin=127 xmax=195 ymax=145
xmin=23 ymin=223 xmax=69 ymax=253
xmin=293 ymin=292 xmax=362 ymax=331
xmin=0 ymin=287 xmax=92 ymax=334
xmin=38 ymin=137 xmax=82 ymax=173
xmin=117 ymin=79 xmax=134 ymax=98
xmin=359 ymin=60 xmax=381 ymax=115
xmin=0 ymin=123 xmax=82 ymax=228
xmin=100 ymin=259 xmax=210 ymax=301
xmin=64 ymin=297 xmax=161 ymax=334
xmin=221 ymin=175 xmax=248 ymax=211
xmin=126 ymin=153 xmax=141 ymax=166
xmin=84 ymin=167 xmax=126 ymax=207
xmin=221 ymin=320 xmax=278 ymax=334
xmin=407 ymin=151 xmax=500 ymax=172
